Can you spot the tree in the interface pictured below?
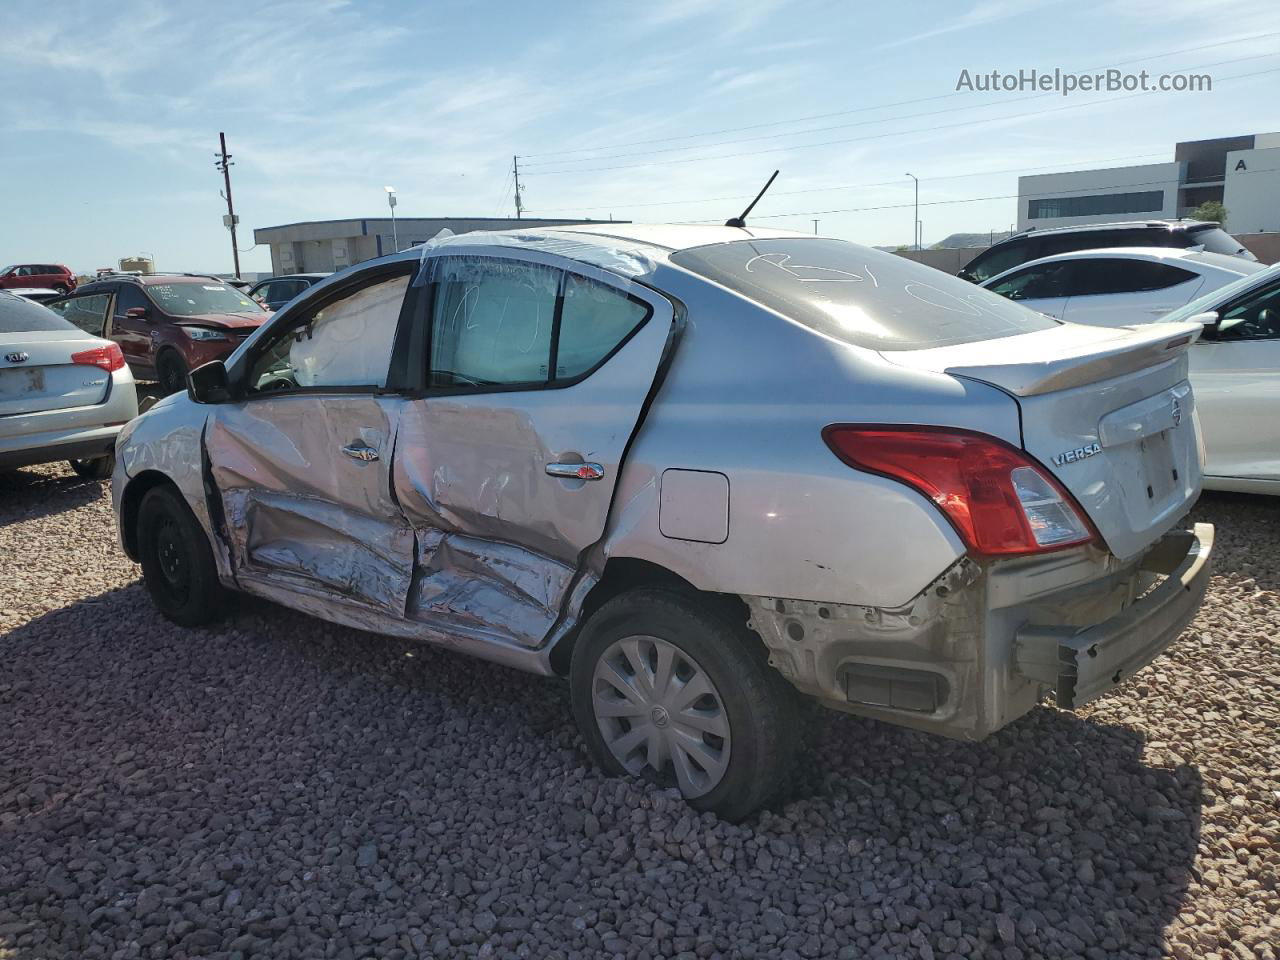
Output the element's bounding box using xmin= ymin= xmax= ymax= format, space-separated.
xmin=1189 ymin=200 xmax=1228 ymax=226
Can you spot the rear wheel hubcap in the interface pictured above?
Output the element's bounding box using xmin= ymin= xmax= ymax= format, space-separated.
xmin=591 ymin=635 xmax=731 ymax=798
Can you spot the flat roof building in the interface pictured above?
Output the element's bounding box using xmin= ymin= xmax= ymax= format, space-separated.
xmin=1017 ymin=133 xmax=1280 ymax=233
xmin=252 ymin=217 xmax=628 ymax=275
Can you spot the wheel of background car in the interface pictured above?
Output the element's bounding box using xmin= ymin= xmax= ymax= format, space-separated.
xmin=136 ymin=485 xmax=225 ymax=627
xmin=69 ymin=455 xmax=114 ymax=481
xmin=569 ymin=587 xmax=799 ymax=822
xmin=156 ymin=350 xmax=188 ymax=396
xmin=53 ymin=283 xmax=68 ymax=294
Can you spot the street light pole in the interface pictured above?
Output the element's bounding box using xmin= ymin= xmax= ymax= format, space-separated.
xmin=812 ymin=219 xmax=820 ymax=235
xmin=385 ymin=186 xmax=398 ymax=252
xmin=905 ymin=172 xmax=919 ymax=250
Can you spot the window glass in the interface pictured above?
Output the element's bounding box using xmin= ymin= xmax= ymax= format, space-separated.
xmin=1068 ymin=259 xmax=1196 ymax=297
xmin=673 ymin=238 xmax=1058 ymax=352
xmin=115 ymin=284 xmax=150 ymax=314
xmin=51 ymin=293 xmax=112 ymax=336
xmin=555 ymin=274 xmax=650 ymax=379
xmin=986 ymin=262 xmax=1073 ymax=301
xmin=1208 ymin=280 xmax=1280 ymax=342
xmin=1187 ymin=226 xmax=1251 ymax=258
xmin=0 ymin=293 xmax=77 ymax=332
xmin=429 ymin=258 xmax=558 ymax=387
xmin=1027 ymin=191 xmax=1163 ymax=220
xmin=249 ymin=274 xmax=409 ymax=392
xmin=146 ymin=281 xmax=263 ymax=317
xmin=959 ymin=240 xmax=1027 ymax=283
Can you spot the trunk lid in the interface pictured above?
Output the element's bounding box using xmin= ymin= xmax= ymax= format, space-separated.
xmin=882 ymin=321 xmax=1204 ymax=560
xmin=0 ymin=330 xmax=113 ymax=416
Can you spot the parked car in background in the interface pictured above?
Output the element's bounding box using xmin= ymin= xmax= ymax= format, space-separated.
xmin=0 ymin=291 xmax=137 ymax=478
xmin=1159 ymin=263 xmax=1280 ymax=493
xmin=9 ymin=288 xmax=64 ymax=304
xmin=113 ymin=225 xmax=1213 ymax=819
xmin=958 ymin=219 xmax=1257 ymax=284
xmin=0 ymin=263 xmax=77 ymax=295
xmin=980 ymin=247 xmax=1266 ymax=326
xmin=248 ymin=273 xmax=331 ymax=310
xmin=48 ymin=273 xmax=269 ymax=394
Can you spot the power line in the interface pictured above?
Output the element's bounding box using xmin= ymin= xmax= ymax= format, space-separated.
xmin=527 ymin=151 xmax=1171 ymax=214
xmin=671 ymin=166 xmax=1280 ymax=225
xmin=521 ymin=51 xmax=1275 ymax=171
xmin=518 ymin=64 xmax=1280 ymax=177
xmin=517 ymin=31 xmax=1280 ymax=162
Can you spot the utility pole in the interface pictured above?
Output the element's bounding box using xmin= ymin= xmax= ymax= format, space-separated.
xmin=512 ymin=155 xmax=525 ymax=219
xmin=215 ymin=132 xmax=241 ymax=279
xmin=812 ymin=219 xmax=820 ymax=235
xmin=905 ymin=172 xmax=919 ymax=251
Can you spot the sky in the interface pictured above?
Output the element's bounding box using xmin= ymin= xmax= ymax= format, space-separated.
xmin=2 ymin=0 xmax=1278 ymax=275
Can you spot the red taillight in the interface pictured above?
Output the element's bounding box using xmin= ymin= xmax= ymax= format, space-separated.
xmin=71 ymin=343 xmax=126 ymax=373
xmin=823 ymin=425 xmax=1096 ymax=557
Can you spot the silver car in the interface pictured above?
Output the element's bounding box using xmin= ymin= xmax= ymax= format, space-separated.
xmin=1 ymin=291 xmax=138 ymax=478
xmin=112 ymin=225 xmax=1213 ymax=820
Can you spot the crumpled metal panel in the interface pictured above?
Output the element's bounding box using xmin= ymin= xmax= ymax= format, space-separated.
xmin=206 ymin=394 xmax=415 ymax=614
xmin=407 ymin=528 xmax=575 ymax=648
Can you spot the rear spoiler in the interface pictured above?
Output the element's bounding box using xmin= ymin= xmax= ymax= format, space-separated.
xmin=881 ymin=321 xmax=1203 ymax=397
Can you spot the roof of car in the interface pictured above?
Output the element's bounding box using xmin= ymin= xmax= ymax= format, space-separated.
xmin=982 ymin=246 xmax=1268 ymax=285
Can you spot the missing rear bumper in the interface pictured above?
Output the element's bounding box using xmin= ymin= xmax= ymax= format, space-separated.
xmin=1014 ymin=523 xmax=1213 ymax=709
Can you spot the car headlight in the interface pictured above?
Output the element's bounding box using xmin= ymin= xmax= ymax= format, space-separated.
xmin=184 ymin=327 xmax=228 ymax=341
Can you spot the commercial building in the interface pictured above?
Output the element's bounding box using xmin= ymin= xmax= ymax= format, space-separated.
xmin=1017 ymin=133 xmax=1280 ymax=233
xmin=252 ymin=217 xmax=624 ymax=275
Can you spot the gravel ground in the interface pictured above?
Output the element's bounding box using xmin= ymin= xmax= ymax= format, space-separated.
xmin=1 ymin=462 xmax=1277 ymax=960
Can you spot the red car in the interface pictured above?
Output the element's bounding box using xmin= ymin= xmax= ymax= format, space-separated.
xmin=0 ymin=263 xmax=77 ymax=295
xmin=49 ymin=274 xmax=269 ymax=394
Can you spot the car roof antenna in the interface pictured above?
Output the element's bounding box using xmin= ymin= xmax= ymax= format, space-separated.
xmin=725 ymin=170 xmax=779 ymax=228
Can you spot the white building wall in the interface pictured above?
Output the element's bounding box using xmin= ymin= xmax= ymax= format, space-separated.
xmin=1016 ymin=162 xmax=1182 ymax=230
xmin=1223 ymin=147 xmax=1280 ymax=234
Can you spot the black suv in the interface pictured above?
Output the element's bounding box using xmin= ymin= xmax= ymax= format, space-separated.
xmin=958 ymin=220 xmax=1256 ymax=284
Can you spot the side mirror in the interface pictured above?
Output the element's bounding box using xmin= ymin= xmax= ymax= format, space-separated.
xmin=125 ymin=306 xmax=150 ymax=322
xmin=188 ymin=360 xmax=232 ymax=404
xmin=1187 ymin=311 xmax=1219 ymax=327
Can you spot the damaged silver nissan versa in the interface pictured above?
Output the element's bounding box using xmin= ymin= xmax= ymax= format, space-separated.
xmin=113 ymin=224 xmax=1213 ymax=820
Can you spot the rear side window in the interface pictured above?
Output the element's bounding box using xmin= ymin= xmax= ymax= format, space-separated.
xmin=0 ymin=292 xmax=76 ymax=332
xmin=1068 ymin=259 xmax=1197 ymax=296
xmin=673 ymin=238 xmax=1058 ymax=352
xmin=50 ymin=292 xmax=113 ymax=336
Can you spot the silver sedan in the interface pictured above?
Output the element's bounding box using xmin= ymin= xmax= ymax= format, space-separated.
xmin=1 ymin=291 xmax=137 ymax=478
xmin=112 ymin=225 xmax=1213 ymax=819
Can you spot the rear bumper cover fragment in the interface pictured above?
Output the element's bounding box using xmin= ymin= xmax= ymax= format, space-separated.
xmin=1015 ymin=522 xmax=1214 ymax=709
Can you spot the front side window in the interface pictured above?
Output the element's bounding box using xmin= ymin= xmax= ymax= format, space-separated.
xmin=959 ymin=240 xmax=1028 ymax=283
xmin=49 ymin=292 xmax=113 ymax=336
xmin=1207 ymin=280 xmax=1280 ymax=342
xmin=987 ymin=263 xmax=1073 ymax=301
xmin=248 ymin=274 xmax=409 ymax=393
xmin=428 ymin=258 xmax=558 ymax=387
xmin=147 ymin=281 xmax=263 ymax=317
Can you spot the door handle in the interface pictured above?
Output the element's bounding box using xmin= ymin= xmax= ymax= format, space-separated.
xmin=546 ymin=462 xmax=605 ymax=481
xmin=342 ymin=441 xmax=380 ymax=463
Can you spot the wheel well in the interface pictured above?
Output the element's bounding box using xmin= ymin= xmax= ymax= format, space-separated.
xmin=119 ymin=470 xmax=179 ymax=561
xmin=548 ymin=557 xmax=751 ymax=676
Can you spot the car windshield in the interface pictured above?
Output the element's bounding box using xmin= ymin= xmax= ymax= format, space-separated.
xmin=671 ymin=238 xmax=1060 ymax=351
xmin=1187 ymin=226 xmax=1254 ymax=259
xmin=145 ymin=281 xmax=264 ymax=317
xmin=0 ymin=292 xmax=77 ymax=332
xmin=1163 ymin=265 xmax=1280 ymax=324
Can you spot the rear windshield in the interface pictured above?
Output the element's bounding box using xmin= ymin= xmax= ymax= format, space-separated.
xmin=671 ymin=238 xmax=1059 ymax=351
xmin=146 ymin=282 xmax=264 ymax=317
xmin=1187 ymin=225 xmax=1253 ymax=258
xmin=0 ymin=292 xmax=76 ymax=333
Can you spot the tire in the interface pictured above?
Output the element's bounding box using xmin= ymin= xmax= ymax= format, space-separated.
xmin=136 ymin=484 xmax=224 ymax=626
xmin=156 ymin=351 xmax=188 ymax=396
xmin=570 ymin=588 xmax=799 ymax=821
xmin=53 ymin=283 xmax=69 ymax=295
xmin=69 ymin=454 xmax=114 ymax=480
